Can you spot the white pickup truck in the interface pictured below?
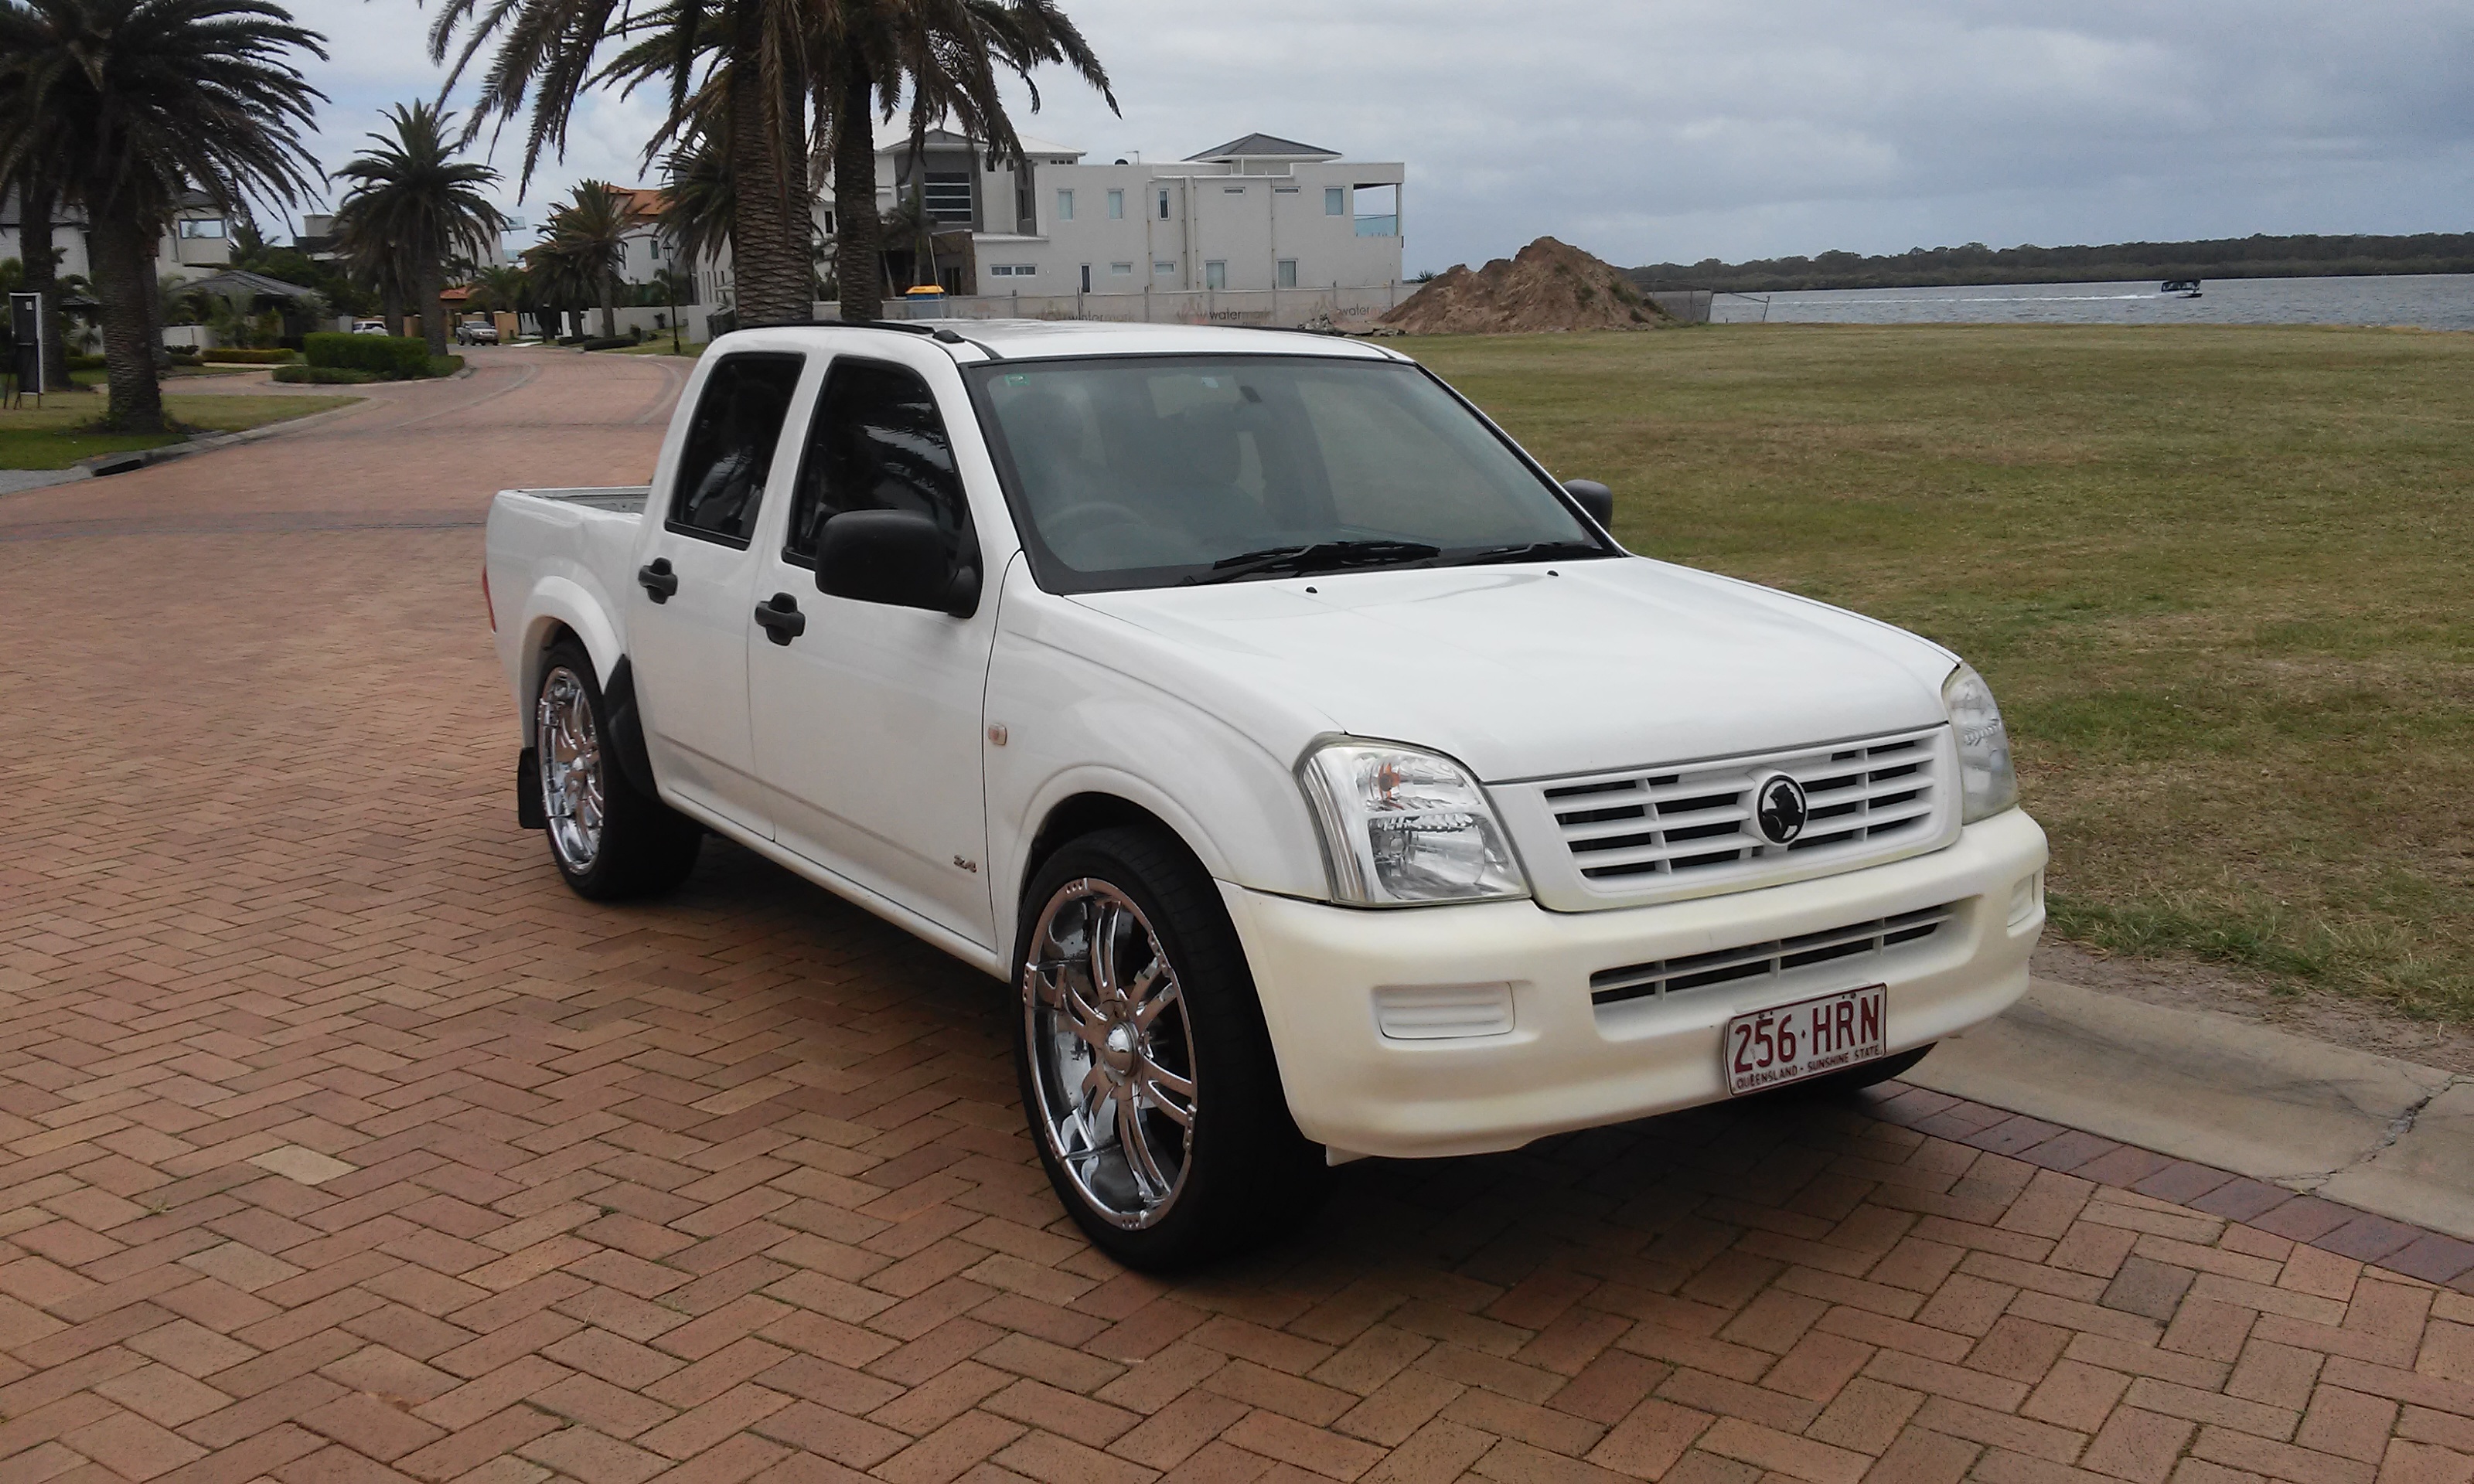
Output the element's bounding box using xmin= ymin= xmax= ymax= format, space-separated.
xmin=486 ymin=319 xmax=2046 ymax=1268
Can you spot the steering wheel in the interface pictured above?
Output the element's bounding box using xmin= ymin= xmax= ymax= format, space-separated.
xmin=1040 ymin=500 xmax=1150 ymax=550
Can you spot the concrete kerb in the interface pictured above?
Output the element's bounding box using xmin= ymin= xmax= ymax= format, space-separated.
xmin=1913 ymin=975 xmax=2474 ymax=1241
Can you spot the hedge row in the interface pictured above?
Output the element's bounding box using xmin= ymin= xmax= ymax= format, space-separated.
xmin=272 ymin=365 xmax=381 ymax=384
xmin=303 ymin=332 xmax=432 ymax=377
xmin=202 ymin=347 xmax=298 ymax=364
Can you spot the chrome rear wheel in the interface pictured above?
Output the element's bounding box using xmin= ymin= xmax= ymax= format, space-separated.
xmin=535 ymin=664 xmax=605 ymax=873
xmin=1023 ymin=879 xmax=1198 ymax=1228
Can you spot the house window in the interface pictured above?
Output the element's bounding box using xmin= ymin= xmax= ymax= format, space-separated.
xmin=1154 ymin=260 xmax=1176 ymax=276
xmin=988 ymin=264 xmax=1037 ymax=277
xmin=1157 ymin=189 xmax=1171 ymax=220
xmin=1224 ymin=186 xmax=1245 ymax=195
xmin=1324 ymin=187 xmax=1344 ymax=216
xmin=1277 ymin=259 xmax=1298 ymax=289
xmin=1205 ymin=260 xmax=1227 ymax=290
xmin=1275 ymin=186 xmax=1300 ymax=196
xmin=1110 ymin=262 xmax=1134 ymax=276
xmin=178 ymin=218 xmax=227 ymax=239
xmin=1107 ymin=189 xmax=1124 ymax=220
xmin=922 ymin=172 xmax=973 ymax=224
xmin=1080 ymin=264 xmax=1091 ymax=292
xmin=1055 ymin=189 xmax=1075 ymax=223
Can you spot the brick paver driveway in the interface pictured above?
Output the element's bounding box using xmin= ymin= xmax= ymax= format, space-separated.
xmin=5 ymin=347 xmax=2472 ymax=1484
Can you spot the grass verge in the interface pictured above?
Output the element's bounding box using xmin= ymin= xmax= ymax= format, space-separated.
xmin=1407 ymin=324 xmax=2474 ymax=1022
xmin=0 ymin=392 xmax=361 ymax=469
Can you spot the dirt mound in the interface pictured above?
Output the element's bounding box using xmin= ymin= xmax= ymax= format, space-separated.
xmin=1380 ymin=237 xmax=1668 ymax=335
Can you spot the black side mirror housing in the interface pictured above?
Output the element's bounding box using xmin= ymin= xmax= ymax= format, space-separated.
xmin=816 ymin=510 xmax=981 ymax=618
xmin=1562 ymin=478 xmax=1615 ymax=529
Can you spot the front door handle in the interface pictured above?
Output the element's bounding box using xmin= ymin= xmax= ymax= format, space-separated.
xmin=637 ymin=558 xmax=678 ymax=603
xmin=753 ymin=592 xmax=806 ymax=645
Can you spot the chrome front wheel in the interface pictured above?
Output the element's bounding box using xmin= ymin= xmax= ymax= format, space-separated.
xmin=1023 ymin=879 xmax=1198 ymax=1228
xmin=535 ymin=664 xmax=605 ymax=873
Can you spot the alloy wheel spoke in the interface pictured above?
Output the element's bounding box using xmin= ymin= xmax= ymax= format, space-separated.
xmin=1117 ymin=1094 xmax=1169 ymax=1203
xmin=1132 ymin=977 xmax=1181 ymax=1031
xmin=1132 ymin=1060 xmax=1194 ymax=1128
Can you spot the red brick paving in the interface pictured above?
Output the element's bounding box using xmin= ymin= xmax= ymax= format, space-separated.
xmin=5 ymin=345 xmax=2473 ymax=1483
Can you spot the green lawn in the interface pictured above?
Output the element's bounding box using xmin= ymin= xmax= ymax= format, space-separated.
xmin=1409 ymin=325 xmax=2474 ymax=1021
xmin=0 ymin=392 xmax=360 ymax=468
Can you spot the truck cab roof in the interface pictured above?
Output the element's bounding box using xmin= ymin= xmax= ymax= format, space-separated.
xmin=714 ymin=317 xmax=1407 ymax=366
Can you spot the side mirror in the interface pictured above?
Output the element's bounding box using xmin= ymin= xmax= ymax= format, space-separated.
xmin=816 ymin=510 xmax=981 ymax=618
xmin=1562 ymin=479 xmax=1615 ymax=529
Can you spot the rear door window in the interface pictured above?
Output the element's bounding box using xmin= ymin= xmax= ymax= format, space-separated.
xmin=667 ymin=352 xmax=806 ymax=546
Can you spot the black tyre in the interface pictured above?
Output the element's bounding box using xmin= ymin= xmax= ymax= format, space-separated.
xmin=1012 ymin=826 xmax=1327 ymax=1270
xmin=532 ymin=638 xmax=701 ymax=900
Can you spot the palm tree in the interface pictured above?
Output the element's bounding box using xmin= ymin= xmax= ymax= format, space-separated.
xmin=332 ymin=103 xmax=508 ymax=357
xmin=656 ymin=136 xmax=732 ymax=301
xmin=826 ymin=0 xmax=1115 ymax=322
xmin=0 ymin=0 xmax=325 ymax=431
xmin=543 ymin=181 xmax=640 ymax=339
xmin=430 ymin=0 xmax=821 ymax=328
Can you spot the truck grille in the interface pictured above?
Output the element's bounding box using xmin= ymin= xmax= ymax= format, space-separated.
xmin=1542 ymin=728 xmax=1946 ymax=893
xmin=1589 ymin=903 xmax=1956 ymax=1008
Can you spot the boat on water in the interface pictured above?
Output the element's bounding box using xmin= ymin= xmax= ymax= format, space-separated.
xmin=2161 ymin=279 xmax=2203 ymax=298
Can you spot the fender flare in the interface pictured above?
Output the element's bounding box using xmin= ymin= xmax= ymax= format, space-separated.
xmin=998 ymin=764 xmax=1241 ymax=953
xmin=517 ymin=575 xmax=625 ymax=730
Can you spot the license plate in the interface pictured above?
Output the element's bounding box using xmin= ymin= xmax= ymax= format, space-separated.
xmin=1723 ymin=984 xmax=1886 ymax=1095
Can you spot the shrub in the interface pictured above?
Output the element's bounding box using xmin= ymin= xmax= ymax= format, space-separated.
xmin=272 ymin=365 xmax=381 ymax=384
xmin=67 ymin=353 xmax=107 ymax=371
xmin=580 ymin=335 xmax=636 ymax=352
xmin=303 ymin=332 xmax=431 ymax=378
xmin=201 ymin=347 xmax=298 ymax=364
xmin=428 ymin=355 xmax=465 ymax=378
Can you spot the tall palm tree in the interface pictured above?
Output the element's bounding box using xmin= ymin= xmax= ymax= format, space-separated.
xmin=826 ymin=0 xmax=1114 ymax=322
xmin=430 ymin=0 xmax=821 ymax=328
xmin=0 ymin=0 xmax=325 ymax=431
xmin=543 ymin=181 xmax=639 ymax=339
xmin=332 ymin=102 xmax=508 ymax=356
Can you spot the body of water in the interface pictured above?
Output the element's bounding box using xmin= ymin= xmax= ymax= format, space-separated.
xmin=1706 ymin=273 xmax=2474 ymax=330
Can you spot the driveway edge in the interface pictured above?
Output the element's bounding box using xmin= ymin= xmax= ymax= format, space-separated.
xmin=1893 ymin=975 xmax=2474 ymax=1255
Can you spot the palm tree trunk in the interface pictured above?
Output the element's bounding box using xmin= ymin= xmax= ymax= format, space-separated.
xmin=599 ymin=267 xmax=616 ymax=339
xmin=420 ymin=252 xmax=449 ymax=357
xmin=832 ymin=53 xmax=884 ymax=323
xmin=19 ymin=175 xmax=70 ymax=395
xmin=89 ymin=193 xmax=166 ymax=432
xmin=721 ymin=28 xmax=815 ymax=328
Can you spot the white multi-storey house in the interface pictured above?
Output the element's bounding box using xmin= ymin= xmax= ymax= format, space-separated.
xmin=683 ymin=128 xmax=1404 ymax=324
xmin=878 ymin=128 xmax=1403 ymax=297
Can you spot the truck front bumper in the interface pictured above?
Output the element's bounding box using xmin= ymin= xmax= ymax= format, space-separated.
xmin=1220 ymin=808 xmax=2048 ymax=1160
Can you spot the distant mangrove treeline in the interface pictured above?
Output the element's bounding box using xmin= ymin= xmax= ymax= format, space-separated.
xmin=1629 ymin=233 xmax=2474 ymax=292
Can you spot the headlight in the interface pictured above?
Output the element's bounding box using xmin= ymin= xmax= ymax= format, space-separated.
xmin=1299 ymin=740 xmax=1529 ymax=905
xmin=1943 ymin=662 xmax=2019 ymax=822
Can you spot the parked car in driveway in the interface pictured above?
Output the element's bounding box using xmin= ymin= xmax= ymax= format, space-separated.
xmin=350 ymin=318 xmax=387 ymax=335
xmin=456 ymin=316 xmax=500 ymax=345
xmin=482 ymin=320 xmax=2047 ymax=1267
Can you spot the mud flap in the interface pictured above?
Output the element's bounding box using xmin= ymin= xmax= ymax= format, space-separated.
xmin=599 ymin=656 xmax=663 ymax=800
xmin=516 ymin=747 xmax=546 ymax=829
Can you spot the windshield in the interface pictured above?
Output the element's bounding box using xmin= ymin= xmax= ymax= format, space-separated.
xmin=967 ymin=355 xmax=1610 ymax=591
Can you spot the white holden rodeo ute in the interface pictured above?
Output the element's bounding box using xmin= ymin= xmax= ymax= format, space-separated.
xmin=486 ymin=320 xmax=2046 ymax=1268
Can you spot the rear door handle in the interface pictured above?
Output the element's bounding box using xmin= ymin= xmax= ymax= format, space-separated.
xmin=753 ymin=592 xmax=806 ymax=644
xmin=637 ymin=558 xmax=678 ymax=602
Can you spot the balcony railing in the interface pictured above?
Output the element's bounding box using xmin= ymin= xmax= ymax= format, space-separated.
xmin=1354 ymin=214 xmax=1399 ymax=237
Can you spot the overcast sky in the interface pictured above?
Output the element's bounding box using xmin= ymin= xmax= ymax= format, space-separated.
xmin=279 ymin=0 xmax=2474 ymax=275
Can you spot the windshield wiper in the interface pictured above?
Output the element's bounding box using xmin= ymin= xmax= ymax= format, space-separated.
xmin=1186 ymin=539 xmax=1443 ymax=584
xmin=1434 ymin=540 xmax=1609 ymax=567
